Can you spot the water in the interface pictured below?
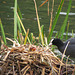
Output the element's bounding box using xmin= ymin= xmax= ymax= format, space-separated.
xmin=0 ymin=0 xmax=75 ymax=38
xmin=59 ymin=12 xmax=75 ymax=15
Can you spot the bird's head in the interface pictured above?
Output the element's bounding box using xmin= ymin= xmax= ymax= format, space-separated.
xmin=49 ymin=38 xmax=64 ymax=47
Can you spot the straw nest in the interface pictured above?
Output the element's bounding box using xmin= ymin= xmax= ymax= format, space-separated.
xmin=0 ymin=43 xmax=75 ymax=75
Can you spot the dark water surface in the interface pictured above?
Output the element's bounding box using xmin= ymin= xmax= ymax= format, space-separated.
xmin=0 ymin=0 xmax=75 ymax=38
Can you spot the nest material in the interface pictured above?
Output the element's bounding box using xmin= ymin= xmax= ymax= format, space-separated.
xmin=0 ymin=44 xmax=75 ymax=75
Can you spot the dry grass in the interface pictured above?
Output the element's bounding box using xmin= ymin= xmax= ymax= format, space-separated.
xmin=0 ymin=41 xmax=75 ymax=75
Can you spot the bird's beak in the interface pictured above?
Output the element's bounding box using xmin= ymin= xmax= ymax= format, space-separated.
xmin=49 ymin=42 xmax=52 ymax=46
xmin=49 ymin=39 xmax=54 ymax=46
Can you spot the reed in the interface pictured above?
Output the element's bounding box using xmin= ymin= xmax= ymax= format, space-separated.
xmin=29 ymin=33 xmax=34 ymax=43
xmin=0 ymin=1 xmax=74 ymax=74
xmin=0 ymin=19 xmax=7 ymax=45
xmin=17 ymin=5 xmax=22 ymax=33
xmin=14 ymin=0 xmax=17 ymax=40
xmin=72 ymin=30 xmax=74 ymax=38
xmin=0 ymin=0 xmax=72 ymax=45
xmin=49 ymin=0 xmax=54 ymax=33
xmin=58 ymin=0 xmax=72 ymax=39
xmin=24 ymin=29 xmax=29 ymax=45
xmin=66 ymin=21 xmax=69 ymax=40
xmin=34 ymin=0 xmax=44 ymax=46
xmin=48 ymin=0 xmax=64 ymax=43
xmin=17 ymin=12 xmax=31 ymax=44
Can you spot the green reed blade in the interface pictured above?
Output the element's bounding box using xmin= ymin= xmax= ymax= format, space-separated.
xmin=30 ymin=33 xmax=34 ymax=43
xmin=0 ymin=19 xmax=7 ymax=45
xmin=39 ymin=25 xmax=44 ymax=44
xmin=17 ymin=5 xmax=22 ymax=33
xmin=24 ymin=29 xmax=29 ymax=45
xmin=66 ymin=21 xmax=69 ymax=40
xmin=48 ymin=0 xmax=64 ymax=43
xmin=41 ymin=25 xmax=44 ymax=43
xmin=17 ymin=12 xmax=31 ymax=44
xmin=17 ymin=18 xmax=21 ymax=33
xmin=58 ymin=0 xmax=72 ymax=39
xmin=17 ymin=5 xmax=22 ymax=19
xmin=14 ymin=0 xmax=17 ymax=40
xmin=55 ymin=31 xmax=58 ymax=38
xmin=72 ymin=30 xmax=74 ymax=38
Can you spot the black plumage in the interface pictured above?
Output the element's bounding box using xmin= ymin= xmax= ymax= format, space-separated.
xmin=50 ymin=38 xmax=75 ymax=58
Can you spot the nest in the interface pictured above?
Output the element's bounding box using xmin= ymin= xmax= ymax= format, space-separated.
xmin=0 ymin=43 xmax=75 ymax=75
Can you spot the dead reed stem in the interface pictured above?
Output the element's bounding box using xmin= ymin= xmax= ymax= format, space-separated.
xmin=49 ymin=0 xmax=54 ymax=33
xmin=34 ymin=0 xmax=44 ymax=46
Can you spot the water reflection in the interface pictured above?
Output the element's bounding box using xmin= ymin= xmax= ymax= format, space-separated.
xmin=58 ymin=12 xmax=75 ymax=15
xmin=53 ymin=31 xmax=75 ymax=36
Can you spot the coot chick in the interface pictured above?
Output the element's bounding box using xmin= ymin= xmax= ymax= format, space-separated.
xmin=49 ymin=38 xmax=75 ymax=58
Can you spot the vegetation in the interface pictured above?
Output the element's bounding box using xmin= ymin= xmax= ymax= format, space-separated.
xmin=0 ymin=0 xmax=74 ymax=75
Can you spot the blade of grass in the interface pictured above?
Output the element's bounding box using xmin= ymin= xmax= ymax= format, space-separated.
xmin=24 ymin=29 xmax=29 ymax=45
xmin=41 ymin=25 xmax=44 ymax=42
xmin=34 ymin=0 xmax=44 ymax=46
xmin=17 ymin=12 xmax=31 ymax=44
xmin=17 ymin=5 xmax=22 ymax=19
xmin=66 ymin=21 xmax=69 ymax=40
xmin=17 ymin=5 xmax=22 ymax=33
xmin=30 ymin=33 xmax=34 ymax=43
xmin=58 ymin=0 xmax=72 ymax=39
xmin=17 ymin=5 xmax=22 ymax=43
xmin=0 ymin=19 xmax=7 ymax=45
xmin=14 ymin=0 xmax=17 ymax=40
xmin=17 ymin=17 xmax=21 ymax=33
xmin=39 ymin=25 xmax=44 ymax=44
xmin=48 ymin=0 xmax=64 ymax=43
xmin=55 ymin=31 xmax=58 ymax=38
xmin=17 ymin=30 xmax=21 ymax=43
xmin=72 ymin=30 xmax=74 ymax=38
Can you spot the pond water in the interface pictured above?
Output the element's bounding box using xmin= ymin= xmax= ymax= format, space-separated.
xmin=0 ymin=0 xmax=75 ymax=38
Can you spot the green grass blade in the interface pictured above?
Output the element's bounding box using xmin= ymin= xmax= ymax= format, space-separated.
xmin=66 ymin=21 xmax=69 ymax=40
xmin=72 ymin=30 xmax=74 ymax=38
xmin=24 ymin=29 xmax=29 ymax=45
xmin=39 ymin=25 xmax=44 ymax=44
xmin=17 ymin=18 xmax=21 ymax=33
xmin=17 ymin=5 xmax=22 ymax=19
xmin=0 ymin=19 xmax=7 ymax=45
xmin=14 ymin=0 xmax=17 ymax=40
xmin=30 ymin=33 xmax=34 ymax=43
xmin=48 ymin=0 xmax=64 ymax=43
xmin=17 ymin=5 xmax=22 ymax=33
xmin=58 ymin=0 xmax=72 ymax=39
xmin=17 ymin=12 xmax=31 ymax=44
xmin=41 ymin=25 xmax=44 ymax=43
xmin=55 ymin=32 xmax=58 ymax=38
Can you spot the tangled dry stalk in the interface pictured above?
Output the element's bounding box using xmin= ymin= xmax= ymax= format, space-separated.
xmin=0 ymin=42 xmax=75 ymax=75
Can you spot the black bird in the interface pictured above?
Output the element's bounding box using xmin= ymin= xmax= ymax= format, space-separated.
xmin=49 ymin=38 xmax=75 ymax=58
